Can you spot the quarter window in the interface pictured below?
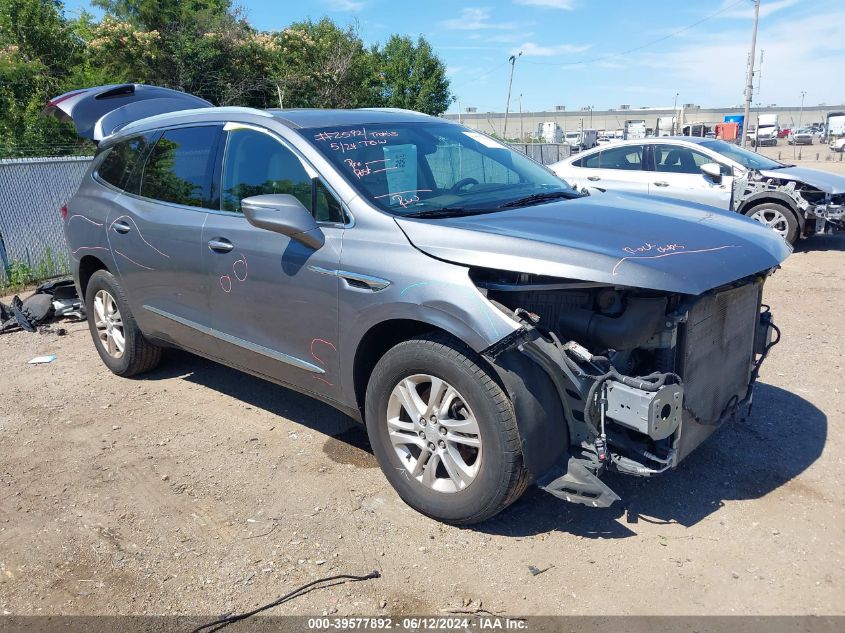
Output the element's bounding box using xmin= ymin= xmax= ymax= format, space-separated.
xmin=97 ymin=136 xmax=148 ymax=190
xmin=140 ymin=127 xmax=218 ymax=207
xmin=221 ymin=128 xmax=344 ymax=223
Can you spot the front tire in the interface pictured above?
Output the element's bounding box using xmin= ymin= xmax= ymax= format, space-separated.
xmin=744 ymin=202 xmax=800 ymax=244
xmin=85 ymin=269 xmax=162 ymax=376
xmin=364 ymin=334 xmax=528 ymax=525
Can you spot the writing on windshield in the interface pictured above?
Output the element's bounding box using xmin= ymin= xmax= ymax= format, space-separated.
xmin=305 ymin=122 xmax=570 ymax=215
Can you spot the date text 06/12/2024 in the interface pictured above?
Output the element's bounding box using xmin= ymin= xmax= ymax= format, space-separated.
xmin=306 ymin=617 xmax=528 ymax=630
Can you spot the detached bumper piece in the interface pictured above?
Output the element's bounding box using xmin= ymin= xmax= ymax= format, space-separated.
xmin=539 ymin=458 xmax=620 ymax=508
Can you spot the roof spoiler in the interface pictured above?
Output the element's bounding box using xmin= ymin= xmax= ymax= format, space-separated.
xmin=43 ymin=84 xmax=213 ymax=142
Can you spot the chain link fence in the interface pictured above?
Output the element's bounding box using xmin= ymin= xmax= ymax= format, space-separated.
xmin=508 ymin=143 xmax=571 ymax=165
xmin=0 ymin=156 xmax=92 ymax=287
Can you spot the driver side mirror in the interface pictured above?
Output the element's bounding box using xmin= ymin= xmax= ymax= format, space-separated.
xmin=241 ymin=194 xmax=325 ymax=250
xmin=700 ymin=162 xmax=722 ymax=182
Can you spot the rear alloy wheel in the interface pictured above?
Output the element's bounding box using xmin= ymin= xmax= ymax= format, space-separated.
xmin=745 ymin=202 xmax=799 ymax=244
xmin=93 ymin=289 xmax=125 ymax=359
xmin=365 ymin=334 xmax=529 ymax=525
xmin=85 ymin=269 xmax=162 ymax=376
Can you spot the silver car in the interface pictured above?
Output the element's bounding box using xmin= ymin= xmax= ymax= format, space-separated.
xmin=551 ymin=137 xmax=845 ymax=243
xmin=50 ymin=85 xmax=789 ymax=524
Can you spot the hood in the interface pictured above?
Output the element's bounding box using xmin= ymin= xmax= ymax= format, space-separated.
xmin=757 ymin=166 xmax=845 ymax=194
xmin=395 ymin=192 xmax=791 ymax=296
xmin=43 ymin=84 xmax=212 ymax=141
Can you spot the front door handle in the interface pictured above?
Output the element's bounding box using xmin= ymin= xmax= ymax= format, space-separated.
xmin=208 ymin=238 xmax=234 ymax=253
xmin=112 ymin=220 xmax=131 ymax=234
xmin=587 ymin=176 xmax=601 ymax=181
xmin=654 ymin=181 xmax=670 ymax=187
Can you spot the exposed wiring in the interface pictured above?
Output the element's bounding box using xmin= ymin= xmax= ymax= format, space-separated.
xmin=189 ymin=570 xmax=381 ymax=633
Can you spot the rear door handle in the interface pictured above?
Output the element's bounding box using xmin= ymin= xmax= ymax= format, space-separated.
xmin=208 ymin=238 xmax=234 ymax=253
xmin=112 ymin=220 xmax=131 ymax=234
xmin=587 ymin=176 xmax=601 ymax=181
xmin=654 ymin=181 xmax=670 ymax=187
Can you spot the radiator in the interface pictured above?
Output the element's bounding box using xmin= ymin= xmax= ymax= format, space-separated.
xmin=679 ymin=281 xmax=761 ymax=426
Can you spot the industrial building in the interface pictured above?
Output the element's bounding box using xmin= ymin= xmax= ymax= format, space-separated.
xmin=443 ymin=104 xmax=844 ymax=141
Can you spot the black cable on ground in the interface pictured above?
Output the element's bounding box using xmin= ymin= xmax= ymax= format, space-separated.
xmin=189 ymin=570 xmax=381 ymax=633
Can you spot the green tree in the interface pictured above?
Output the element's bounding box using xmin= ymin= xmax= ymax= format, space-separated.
xmin=89 ymin=0 xmax=277 ymax=106
xmin=0 ymin=0 xmax=87 ymax=155
xmin=271 ymin=18 xmax=377 ymax=109
xmin=374 ymin=35 xmax=452 ymax=115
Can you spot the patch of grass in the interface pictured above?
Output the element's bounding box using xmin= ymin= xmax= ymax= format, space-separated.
xmin=1 ymin=248 xmax=69 ymax=294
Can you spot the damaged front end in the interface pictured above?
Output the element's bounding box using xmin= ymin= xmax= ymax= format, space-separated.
xmin=737 ymin=169 xmax=845 ymax=235
xmin=475 ymin=269 xmax=779 ymax=508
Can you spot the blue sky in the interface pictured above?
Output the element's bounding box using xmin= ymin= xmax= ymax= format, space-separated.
xmin=62 ymin=0 xmax=845 ymax=114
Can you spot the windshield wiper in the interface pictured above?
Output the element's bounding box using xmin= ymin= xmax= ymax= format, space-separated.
xmin=401 ymin=207 xmax=495 ymax=219
xmin=497 ymin=190 xmax=581 ymax=209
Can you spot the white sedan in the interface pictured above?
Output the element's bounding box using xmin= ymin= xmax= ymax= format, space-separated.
xmin=549 ymin=136 xmax=845 ymax=243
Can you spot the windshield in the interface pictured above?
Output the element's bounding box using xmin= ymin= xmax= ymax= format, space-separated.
xmin=304 ymin=122 xmax=574 ymax=215
xmin=699 ymin=139 xmax=783 ymax=170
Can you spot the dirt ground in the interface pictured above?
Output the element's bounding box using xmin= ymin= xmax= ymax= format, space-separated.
xmin=1 ymin=208 xmax=844 ymax=618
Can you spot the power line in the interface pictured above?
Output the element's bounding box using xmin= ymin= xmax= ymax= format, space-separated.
xmin=521 ymin=0 xmax=747 ymax=69
xmin=450 ymin=59 xmax=511 ymax=92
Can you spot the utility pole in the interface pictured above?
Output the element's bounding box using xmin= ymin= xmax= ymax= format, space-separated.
xmin=503 ymin=51 xmax=522 ymax=140
xmin=457 ymin=98 xmax=462 ymax=125
xmin=672 ymin=92 xmax=679 ymax=135
xmin=741 ymin=0 xmax=761 ymax=148
xmin=794 ymin=90 xmax=806 ymax=159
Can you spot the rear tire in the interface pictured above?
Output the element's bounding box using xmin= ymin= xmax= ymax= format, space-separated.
xmin=364 ymin=334 xmax=528 ymax=525
xmin=85 ymin=269 xmax=161 ymax=376
xmin=744 ymin=202 xmax=800 ymax=244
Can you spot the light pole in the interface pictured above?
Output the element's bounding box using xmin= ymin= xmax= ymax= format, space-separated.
xmin=503 ymin=51 xmax=522 ymax=140
xmin=519 ymin=94 xmax=524 ymax=141
xmin=742 ymin=0 xmax=761 ymax=147
xmin=672 ymin=92 xmax=679 ymax=135
xmin=794 ymin=90 xmax=806 ymax=159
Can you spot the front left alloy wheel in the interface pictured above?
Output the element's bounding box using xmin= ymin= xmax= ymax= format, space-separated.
xmin=365 ymin=334 xmax=529 ymax=525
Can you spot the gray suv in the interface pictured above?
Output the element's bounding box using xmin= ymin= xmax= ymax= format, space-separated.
xmin=50 ymin=84 xmax=790 ymax=524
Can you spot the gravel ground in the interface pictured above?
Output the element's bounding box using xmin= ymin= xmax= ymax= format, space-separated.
xmin=1 ymin=220 xmax=843 ymax=617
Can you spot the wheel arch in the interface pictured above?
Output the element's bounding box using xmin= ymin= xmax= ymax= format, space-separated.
xmin=352 ymin=318 xmax=453 ymax=415
xmin=77 ymin=254 xmax=111 ymax=298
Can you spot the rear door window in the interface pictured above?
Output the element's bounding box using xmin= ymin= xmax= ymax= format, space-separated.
xmin=140 ymin=126 xmax=219 ymax=207
xmin=97 ymin=136 xmax=148 ymax=190
xmin=594 ymin=145 xmax=644 ymax=170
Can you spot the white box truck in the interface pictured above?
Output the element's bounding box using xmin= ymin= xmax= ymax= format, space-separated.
xmin=624 ymin=119 xmax=647 ymax=140
xmin=538 ymin=122 xmax=563 ymax=144
xmin=564 ymin=129 xmax=598 ymax=150
xmin=656 ymin=116 xmax=676 ymax=136
xmin=748 ymin=113 xmax=779 ymax=147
